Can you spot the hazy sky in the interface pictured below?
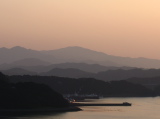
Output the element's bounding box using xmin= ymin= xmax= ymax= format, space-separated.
xmin=1 ymin=0 xmax=160 ymax=59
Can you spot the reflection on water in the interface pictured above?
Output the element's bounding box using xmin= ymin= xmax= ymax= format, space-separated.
xmin=2 ymin=97 xmax=160 ymax=119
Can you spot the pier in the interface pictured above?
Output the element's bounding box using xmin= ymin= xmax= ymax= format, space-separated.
xmin=70 ymin=102 xmax=132 ymax=106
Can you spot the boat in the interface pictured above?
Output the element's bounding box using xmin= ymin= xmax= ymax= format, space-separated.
xmin=64 ymin=94 xmax=100 ymax=101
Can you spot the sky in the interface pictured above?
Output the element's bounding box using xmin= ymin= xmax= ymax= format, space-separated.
xmin=0 ymin=0 xmax=160 ymax=59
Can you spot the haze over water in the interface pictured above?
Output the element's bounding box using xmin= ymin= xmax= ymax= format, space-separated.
xmin=8 ymin=97 xmax=160 ymax=119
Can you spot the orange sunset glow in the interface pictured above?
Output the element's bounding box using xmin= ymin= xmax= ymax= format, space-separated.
xmin=1 ymin=0 xmax=160 ymax=59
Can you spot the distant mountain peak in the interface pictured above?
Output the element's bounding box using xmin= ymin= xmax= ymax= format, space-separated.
xmin=0 ymin=46 xmax=27 ymax=51
xmin=41 ymin=46 xmax=89 ymax=52
xmin=66 ymin=46 xmax=83 ymax=48
xmin=65 ymin=46 xmax=89 ymax=49
xmin=0 ymin=47 xmax=8 ymax=50
xmin=10 ymin=46 xmax=28 ymax=50
xmin=11 ymin=46 xmax=25 ymax=49
xmin=52 ymin=46 xmax=109 ymax=56
xmin=54 ymin=46 xmax=92 ymax=51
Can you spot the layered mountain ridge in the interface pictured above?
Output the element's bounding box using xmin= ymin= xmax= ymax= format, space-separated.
xmin=1 ymin=46 xmax=160 ymax=68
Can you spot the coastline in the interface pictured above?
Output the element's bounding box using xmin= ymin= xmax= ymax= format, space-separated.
xmin=0 ymin=106 xmax=82 ymax=116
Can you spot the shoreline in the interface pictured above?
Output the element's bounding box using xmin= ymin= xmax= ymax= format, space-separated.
xmin=0 ymin=106 xmax=82 ymax=116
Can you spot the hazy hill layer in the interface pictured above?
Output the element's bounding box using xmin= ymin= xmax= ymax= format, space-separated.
xmin=2 ymin=67 xmax=160 ymax=82
xmin=1 ymin=46 xmax=160 ymax=68
xmin=11 ymin=58 xmax=51 ymax=66
xmin=41 ymin=46 xmax=160 ymax=68
xmin=0 ymin=62 xmax=134 ymax=73
xmin=0 ymin=46 xmax=59 ymax=64
xmin=40 ymin=68 xmax=94 ymax=78
xmin=41 ymin=46 xmax=119 ymax=66
xmin=41 ymin=68 xmax=160 ymax=81
xmin=0 ymin=58 xmax=51 ymax=70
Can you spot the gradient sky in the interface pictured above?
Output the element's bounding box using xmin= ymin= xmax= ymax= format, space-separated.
xmin=1 ymin=0 xmax=160 ymax=59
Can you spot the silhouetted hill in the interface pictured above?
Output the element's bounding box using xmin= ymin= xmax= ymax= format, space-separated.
xmin=2 ymin=67 xmax=160 ymax=82
xmin=0 ymin=68 xmax=37 ymax=75
xmin=95 ymin=69 xmax=160 ymax=81
xmin=8 ymin=63 xmax=134 ymax=73
xmin=40 ymin=68 xmax=94 ymax=78
xmin=41 ymin=46 xmax=119 ymax=66
xmin=0 ymin=72 xmax=69 ymax=109
xmin=40 ymin=68 xmax=160 ymax=82
xmin=126 ymin=76 xmax=160 ymax=89
xmin=2 ymin=46 xmax=160 ymax=68
xmin=41 ymin=46 xmax=160 ymax=68
xmin=0 ymin=58 xmax=51 ymax=70
xmin=45 ymin=63 xmax=134 ymax=73
xmin=8 ymin=75 xmax=155 ymax=97
xmin=0 ymin=46 xmax=59 ymax=64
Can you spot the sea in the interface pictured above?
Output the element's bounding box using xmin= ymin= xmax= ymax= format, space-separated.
xmin=2 ymin=97 xmax=160 ymax=119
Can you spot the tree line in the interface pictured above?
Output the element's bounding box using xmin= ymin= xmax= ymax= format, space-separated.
xmin=9 ymin=75 xmax=160 ymax=97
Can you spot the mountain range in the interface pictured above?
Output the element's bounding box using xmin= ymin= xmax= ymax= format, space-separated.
xmin=2 ymin=67 xmax=160 ymax=82
xmin=40 ymin=68 xmax=94 ymax=78
xmin=0 ymin=62 xmax=135 ymax=73
xmin=1 ymin=46 xmax=160 ymax=69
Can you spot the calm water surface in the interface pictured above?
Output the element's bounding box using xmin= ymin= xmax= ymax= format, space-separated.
xmin=2 ymin=97 xmax=160 ymax=119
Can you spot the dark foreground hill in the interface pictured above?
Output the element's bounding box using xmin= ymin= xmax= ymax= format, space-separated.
xmin=0 ymin=72 xmax=69 ymax=109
